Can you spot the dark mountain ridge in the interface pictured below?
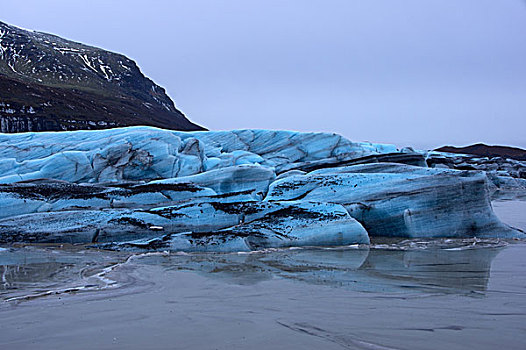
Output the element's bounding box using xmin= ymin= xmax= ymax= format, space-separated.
xmin=0 ymin=21 xmax=204 ymax=132
xmin=435 ymin=143 xmax=526 ymax=161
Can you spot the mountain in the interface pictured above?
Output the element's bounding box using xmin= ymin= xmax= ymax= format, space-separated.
xmin=435 ymin=143 xmax=526 ymax=161
xmin=0 ymin=21 xmax=204 ymax=132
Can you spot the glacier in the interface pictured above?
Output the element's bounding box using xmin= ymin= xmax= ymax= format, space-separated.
xmin=0 ymin=126 xmax=523 ymax=251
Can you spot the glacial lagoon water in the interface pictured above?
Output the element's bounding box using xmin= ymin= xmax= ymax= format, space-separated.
xmin=0 ymin=200 xmax=525 ymax=349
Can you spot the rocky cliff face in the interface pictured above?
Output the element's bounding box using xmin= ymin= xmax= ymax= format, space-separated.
xmin=0 ymin=21 xmax=204 ymax=132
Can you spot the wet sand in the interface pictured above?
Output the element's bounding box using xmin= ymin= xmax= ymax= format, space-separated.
xmin=0 ymin=200 xmax=525 ymax=350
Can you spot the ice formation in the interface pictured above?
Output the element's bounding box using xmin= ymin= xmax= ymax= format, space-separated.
xmin=0 ymin=126 xmax=523 ymax=251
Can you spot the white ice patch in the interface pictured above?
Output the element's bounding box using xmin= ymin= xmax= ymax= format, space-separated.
xmin=78 ymin=54 xmax=99 ymax=73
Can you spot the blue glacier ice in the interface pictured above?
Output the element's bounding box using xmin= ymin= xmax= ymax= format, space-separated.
xmin=265 ymin=163 xmax=521 ymax=238
xmin=0 ymin=126 xmax=523 ymax=251
xmin=0 ymin=127 xmax=399 ymax=184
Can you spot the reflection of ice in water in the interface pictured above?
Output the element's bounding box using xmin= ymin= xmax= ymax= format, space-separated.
xmin=1 ymin=262 xmax=74 ymax=290
xmin=361 ymin=246 xmax=501 ymax=293
xmin=1 ymin=242 xmax=524 ymax=350
xmin=125 ymin=239 xmax=506 ymax=294
xmin=0 ymin=247 xmax=130 ymax=300
xmin=0 ymin=238 xmax=511 ymax=300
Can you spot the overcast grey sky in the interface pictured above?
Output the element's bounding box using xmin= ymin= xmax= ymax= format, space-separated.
xmin=2 ymin=0 xmax=526 ymax=149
